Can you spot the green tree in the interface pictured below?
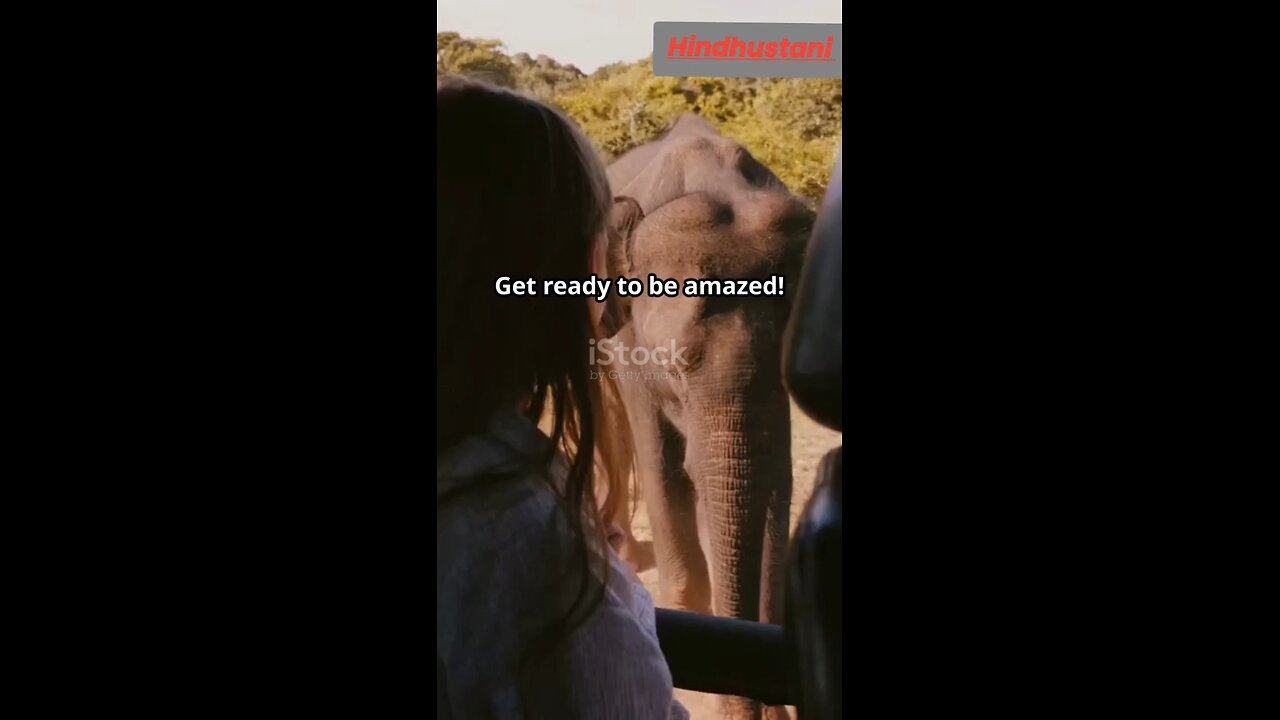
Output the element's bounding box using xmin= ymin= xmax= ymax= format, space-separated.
xmin=511 ymin=52 xmax=585 ymax=101
xmin=556 ymin=60 xmax=691 ymax=157
xmin=720 ymin=79 xmax=842 ymax=202
xmin=436 ymin=32 xmax=515 ymax=88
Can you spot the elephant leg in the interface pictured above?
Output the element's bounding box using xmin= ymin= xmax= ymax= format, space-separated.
xmin=645 ymin=414 xmax=710 ymax=613
xmin=760 ymin=484 xmax=794 ymax=720
xmin=760 ymin=478 xmax=792 ymax=625
xmin=618 ymin=374 xmax=710 ymax=613
xmin=754 ymin=404 xmax=796 ymax=720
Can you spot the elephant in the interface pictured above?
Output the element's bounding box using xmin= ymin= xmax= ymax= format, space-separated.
xmin=600 ymin=114 xmax=814 ymax=718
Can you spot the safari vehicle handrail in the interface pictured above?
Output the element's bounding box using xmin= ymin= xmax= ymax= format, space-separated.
xmin=655 ymin=609 xmax=791 ymax=706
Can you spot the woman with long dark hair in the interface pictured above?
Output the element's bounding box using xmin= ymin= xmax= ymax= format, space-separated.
xmin=437 ymin=76 xmax=686 ymax=719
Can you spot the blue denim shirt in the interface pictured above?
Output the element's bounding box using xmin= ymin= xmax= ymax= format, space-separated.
xmin=437 ymin=409 xmax=687 ymax=719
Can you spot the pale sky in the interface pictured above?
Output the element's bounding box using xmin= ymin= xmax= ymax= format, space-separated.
xmin=437 ymin=0 xmax=842 ymax=73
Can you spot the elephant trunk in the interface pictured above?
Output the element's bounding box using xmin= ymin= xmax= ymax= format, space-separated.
xmin=686 ymin=373 xmax=793 ymax=720
xmin=685 ymin=369 xmax=793 ymax=626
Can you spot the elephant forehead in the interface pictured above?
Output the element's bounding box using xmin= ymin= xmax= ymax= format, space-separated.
xmin=662 ymin=135 xmax=747 ymax=169
xmin=632 ymin=192 xmax=810 ymax=275
xmin=615 ymin=133 xmax=785 ymax=211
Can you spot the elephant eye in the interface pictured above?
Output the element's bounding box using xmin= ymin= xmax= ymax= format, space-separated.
xmin=700 ymin=294 xmax=738 ymax=319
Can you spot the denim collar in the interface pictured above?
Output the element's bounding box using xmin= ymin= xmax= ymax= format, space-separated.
xmin=437 ymin=409 xmax=558 ymax=498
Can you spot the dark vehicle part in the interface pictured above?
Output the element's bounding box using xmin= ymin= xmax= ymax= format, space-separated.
xmin=655 ymin=609 xmax=789 ymax=706
xmin=782 ymin=146 xmax=843 ymax=719
xmin=782 ymin=150 xmax=843 ymax=431
xmin=786 ymin=448 xmax=842 ymax=719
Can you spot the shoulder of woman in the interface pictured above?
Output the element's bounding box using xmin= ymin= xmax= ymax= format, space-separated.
xmin=437 ymin=469 xmax=568 ymax=577
xmin=436 ymin=468 xmax=577 ymax=676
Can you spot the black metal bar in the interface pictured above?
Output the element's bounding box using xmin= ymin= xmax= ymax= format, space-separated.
xmin=654 ymin=609 xmax=791 ymax=706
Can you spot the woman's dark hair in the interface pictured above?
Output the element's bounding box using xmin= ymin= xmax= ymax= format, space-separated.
xmin=436 ymin=76 xmax=633 ymax=681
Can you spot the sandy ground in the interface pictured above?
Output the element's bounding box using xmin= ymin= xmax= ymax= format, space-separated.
xmin=629 ymin=400 xmax=841 ymax=719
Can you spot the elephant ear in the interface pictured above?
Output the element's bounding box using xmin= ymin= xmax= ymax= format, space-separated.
xmin=600 ymin=196 xmax=644 ymax=338
xmin=607 ymin=196 xmax=643 ymax=275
